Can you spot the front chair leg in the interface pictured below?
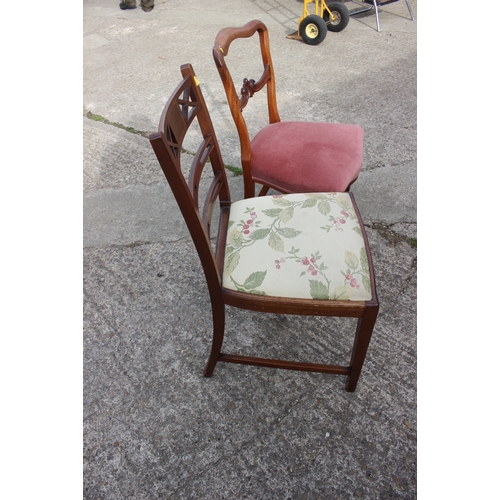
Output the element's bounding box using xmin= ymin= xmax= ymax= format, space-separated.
xmin=203 ymin=303 xmax=226 ymax=377
xmin=345 ymin=304 xmax=378 ymax=392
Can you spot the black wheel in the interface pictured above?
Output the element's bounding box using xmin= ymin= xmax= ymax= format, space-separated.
xmin=299 ymin=15 xmax=328 ymax=45
xmin=323 ymin=2 xmax=350 ymax=32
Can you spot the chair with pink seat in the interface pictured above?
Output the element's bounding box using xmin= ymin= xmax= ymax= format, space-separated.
xmin=213 ymin=19 xmax=364 ymax=199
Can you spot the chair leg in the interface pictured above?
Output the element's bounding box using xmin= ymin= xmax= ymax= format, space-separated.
xmin=258 ymin=184 xmax=270 ymax=197
xmin=405 ymin=0 xmax=414 ymax=20
xmin=373 ymin=1 xmax=381 ymax=32
xmin=243 ymin=173 xmax=256 ymax=199
xmin=203 ymin=303 xmax=226 ymax=377
xmin=345 ymin=304 xmax=378 ymax=392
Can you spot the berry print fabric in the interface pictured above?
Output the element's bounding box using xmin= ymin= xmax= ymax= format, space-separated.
xmin=222 ymin=193 xmax=373 ymax=301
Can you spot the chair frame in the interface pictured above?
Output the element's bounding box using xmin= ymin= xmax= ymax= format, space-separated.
xmin=213 ymin=20 xmax=280 ymax=199
xmin=213 ymin=20 xmax=362 ymax=200
xmin=150 ymin=64 xmax=379 ymax=392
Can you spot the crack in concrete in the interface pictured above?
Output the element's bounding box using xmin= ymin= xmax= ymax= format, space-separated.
xmin=368 ymin=222 xmax=416 ymax=248
xmin=84 ymin=109 xmax=151 ymax=138
xmin=363 ymin=158 xmax=414 ymax=171
xmin=84 ymin=110 xmax=243 ymax=176
xmin=84 ymin=238 xmax=192 ymax=250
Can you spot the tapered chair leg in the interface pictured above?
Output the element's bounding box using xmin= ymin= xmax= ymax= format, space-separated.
xmin=405 ymin=0 xmax=414 ymax=20
xmin=203 ymin=304 xmax=226 ymax=377
xmin=345 ymin=304 xmax=379 ymax=392
xmin=257 ymin=185 xmax=270 ymax=196
xmin=373 ymin=1 xmax=381 ymax=32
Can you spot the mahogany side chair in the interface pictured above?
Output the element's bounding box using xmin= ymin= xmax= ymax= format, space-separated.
xmin=149 ymin=63 xmax=379 ymax=392
xmin=213 ymin=20 xmax=365 ymax=199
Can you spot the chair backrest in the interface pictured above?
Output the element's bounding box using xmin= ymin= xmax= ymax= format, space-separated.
xmin=149 ymin=64 xmax=231 ymax=296
xmin=213 ymin=20 xmax=280 ymax=196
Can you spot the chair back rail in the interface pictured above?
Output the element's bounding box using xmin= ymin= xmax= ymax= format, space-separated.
xmin=213 ymin=19 xmax=280 ymax=123
xmin=149 ymin=64 xmax=230 ymax=290
xmin=213 ymin=20 xmax=281 ymax=197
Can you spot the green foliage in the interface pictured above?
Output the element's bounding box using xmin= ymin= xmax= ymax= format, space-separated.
xmin=309 ymin=280 xmax=329 ymax=300
xmin=85 ymin=110 xmax=148 ymax=137
xmin=225 ymin=165 xmax=243 ymax=176
xmin=243 ymin=271 xmax=267 ymax=290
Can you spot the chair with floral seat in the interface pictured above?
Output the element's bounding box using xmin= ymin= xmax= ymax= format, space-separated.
xmin=213 ymin=19 xmax=364 ymax=199
xmin=149 ymin=63 xmax=379 ymax=392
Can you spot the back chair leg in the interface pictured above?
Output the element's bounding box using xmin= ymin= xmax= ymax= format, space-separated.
xmin=405 ymin=0 xmax=414 ymax=20
xmin=203 ymin=305 xmax=226 ymax=377
xmin=373 ymin=1 xmax=381 ymax=32
xmin=258 ymin=185 xmax=270 ymax=196
xmin=345 ymin=305 xmax=379 ymax=392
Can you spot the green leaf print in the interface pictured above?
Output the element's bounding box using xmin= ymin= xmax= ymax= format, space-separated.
xmin=336 ymin=195 xmax=353 ymax=211
xmin=224 ymin=250 xmax=240 ymax=276
xmin=229 ymin=270 xmax=268 ymax=295
xmin=262 ymin=208 xmax=283 ymax=218
xmin=243 ymin=271 xmax=267 ymax=290
xmin=330 ymin=284 xmax=353 ymax=300
xmin=249 ymin=228 xmax=271 ymax=241
xmin=228 ymin=228 xmax=244 ymax=247
xmin=300 ymin=198 xmax=317 ymax=209
xmin=362 ymin=275 xmax=372 ymax=296
xmin=268 ymin=231 xmax=285 ymax=252
xmin=352 ymin=226 xmax=363 ymax=237
xmin=305 ymin=193 xmax=327 ymax=200
xmin=318 ymin=200 xmax=331 ymax=216
xmin=279 ymin=206 xmax=294 ymax=223
xmin=344 ymin=250 xmax=359 ymax=270
xmin=309 ymin=279 xmax=329 ymax=300
xmin=272 ymin=197 xmax=292 ymax=207
xmin=276 ymin=227 xmax=301 ymax=239
xmin=360 ymin=246 xmax=369 ymax=272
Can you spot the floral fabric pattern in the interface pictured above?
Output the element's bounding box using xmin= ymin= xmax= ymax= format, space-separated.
xmin=222 ymin=193 xmax=373 ymax=301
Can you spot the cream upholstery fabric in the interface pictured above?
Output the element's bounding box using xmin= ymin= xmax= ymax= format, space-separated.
xmin=222 ymin=193 xmax=372 ymax=301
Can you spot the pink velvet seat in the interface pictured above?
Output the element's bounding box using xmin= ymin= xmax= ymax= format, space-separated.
xmin=213 ymin=20 xmax=364 ymax=199
xmin=251 ymin=121 xmax=364 ymax=193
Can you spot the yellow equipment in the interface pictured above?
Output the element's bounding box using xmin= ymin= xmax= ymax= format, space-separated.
xmin=288 ymin=0 xmax=350 ymax=45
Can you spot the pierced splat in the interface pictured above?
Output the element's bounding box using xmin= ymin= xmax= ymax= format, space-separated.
xmin=165 ymin=124 xmax=180 ymax=159
xmin=238 ymin=64 xmax=271 ymax=110
xmin=162 ymin=81 xmax=201 ymax=160
xmin=178 ymin=84 xmax=198 ymax=122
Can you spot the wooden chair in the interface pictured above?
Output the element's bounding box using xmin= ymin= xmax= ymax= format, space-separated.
xmin=149 ymin=64 xmax=379 ymax=392
xmin=213 ymin=20 xmax=365 ymax=199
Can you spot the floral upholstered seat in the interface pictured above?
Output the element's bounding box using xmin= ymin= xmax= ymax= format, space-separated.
xmin=223 ymin=193 xmax=373 ymax=301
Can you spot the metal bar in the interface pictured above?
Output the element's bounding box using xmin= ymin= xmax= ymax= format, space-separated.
xmin=405 ymin=0 xmax=414 ymax=20
xmin=349 ymin=6 xmax=373 ymax=16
